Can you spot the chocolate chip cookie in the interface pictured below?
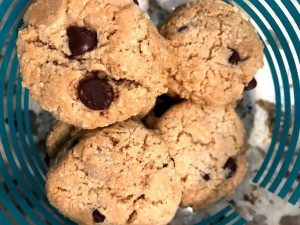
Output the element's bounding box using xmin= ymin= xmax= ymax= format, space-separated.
xmin=46 ymin=120 xmax=182 ymax=225
xmin=17 ymin=0 xmax=169 ymax=129
xmin=154 ymin=101 xmax=247 ymax=209
xmin=160 ymin=0 xmax=264 ymax=106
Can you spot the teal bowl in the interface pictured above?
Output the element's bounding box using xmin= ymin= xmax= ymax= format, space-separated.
xmin=0 ymin=1 xmax=299 ymax=224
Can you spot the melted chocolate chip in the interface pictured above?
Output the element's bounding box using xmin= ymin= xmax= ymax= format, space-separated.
xmin=178 ymin=25 xmax=189 ymax=32
xmin=154 ymin=94 xmax=183 ymax=117
xmin=202 ymin=173 xmax=210 ymax=181
xmin=92 ymin=209 xmax=105 ymax=223
xmin=133 ymin=0 xmax=139 ymax=5
xmin=244 ymin=78 xmax=257 ymax=91
xmin=78 ymin=77 xmax=114 ymax=110
xmin=223 ymin=157 xmax=237 ymax=178
xmin=67 ymin=26 xmax=97 ymax=56
xmin=228 ymin=48 xmax=241 ymax=65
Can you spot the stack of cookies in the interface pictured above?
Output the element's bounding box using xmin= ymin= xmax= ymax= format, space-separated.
xmin=17 ymin=0 xmax=263 ymax=224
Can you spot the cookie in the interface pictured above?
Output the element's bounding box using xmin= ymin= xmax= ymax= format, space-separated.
xmin=154 ymin=101 xmax=246 ymax=209
xmin=160 ymin=0 xmax=264 ymax=106
xmin=17 ymin=0 xmax=169 ymax=129
xmin=46 ymin=120 xmax=182 ymax=225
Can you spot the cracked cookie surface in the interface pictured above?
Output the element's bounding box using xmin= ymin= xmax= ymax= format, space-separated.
xmin=46 ymin=120 xmax=182 ymax=225
xmin=17 ymin=0 xmax=169 ymax=129
xmin=154 ymin=101 xmax=247 ymax=209
xmin=160 ymin=0 xmax=264 ymax=106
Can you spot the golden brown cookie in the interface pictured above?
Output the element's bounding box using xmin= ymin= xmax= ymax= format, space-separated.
xmin=160 ymin=0 xmax=264 ymax=106
xmin=17 ymin=0 xmax=170 ymax=129
xmin=46 ymin=120 xmax=182 ymax=225
xmin=154 ymin=101 xmax=247 ymax=209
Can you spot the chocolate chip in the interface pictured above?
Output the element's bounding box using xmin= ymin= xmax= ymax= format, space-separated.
xmin=78 ymin=77 xmax=114 ymax=110
xmin=154 ymin=94 xmax=183 ymax=117
xmin=223 ymin=157 xmax=237 ymax=178
xmin=67 ymin=26 xmax=97 ymax=56
xmin=228 ymin=48 xmax=241 ymax=65
xmin=92 ymin=209 xmax=105 ymax=223
xmin=133 ymin=0 xmax=139 ymax=5
xmin=202 ymin=173 xmax=210 ymax=181
xmin=178 ymin=25 xmax=189 ymax=32
xmin=244 ymin=78 xmax=257 ymax=91
xmin=163 ymin=163 xmax=168 ymax=168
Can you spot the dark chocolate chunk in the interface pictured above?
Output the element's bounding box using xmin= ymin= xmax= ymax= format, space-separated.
xmin=228 ymin=48 xmax=241 ymax=65
xmin=178 ymin=25 xmax=189 ymax=32
xmin=78 ymin=77 xmax=114 ymax=110
xmin=92 ymin=209 xmax=105 ymax=223
xmin=67 ymin=26 xmax=97 ymax=56
xmin=133 ymin=0 xmax=139 ymax=5
xmin=244 ymin=78 xmax=257 ymax=91
xmin=223 ymin=157 xmax=237 ymax=178
xmin=202 ymin=173 xmax=210 ymax=181
xmin=154 ymin=94 xmax=183 ymax=117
